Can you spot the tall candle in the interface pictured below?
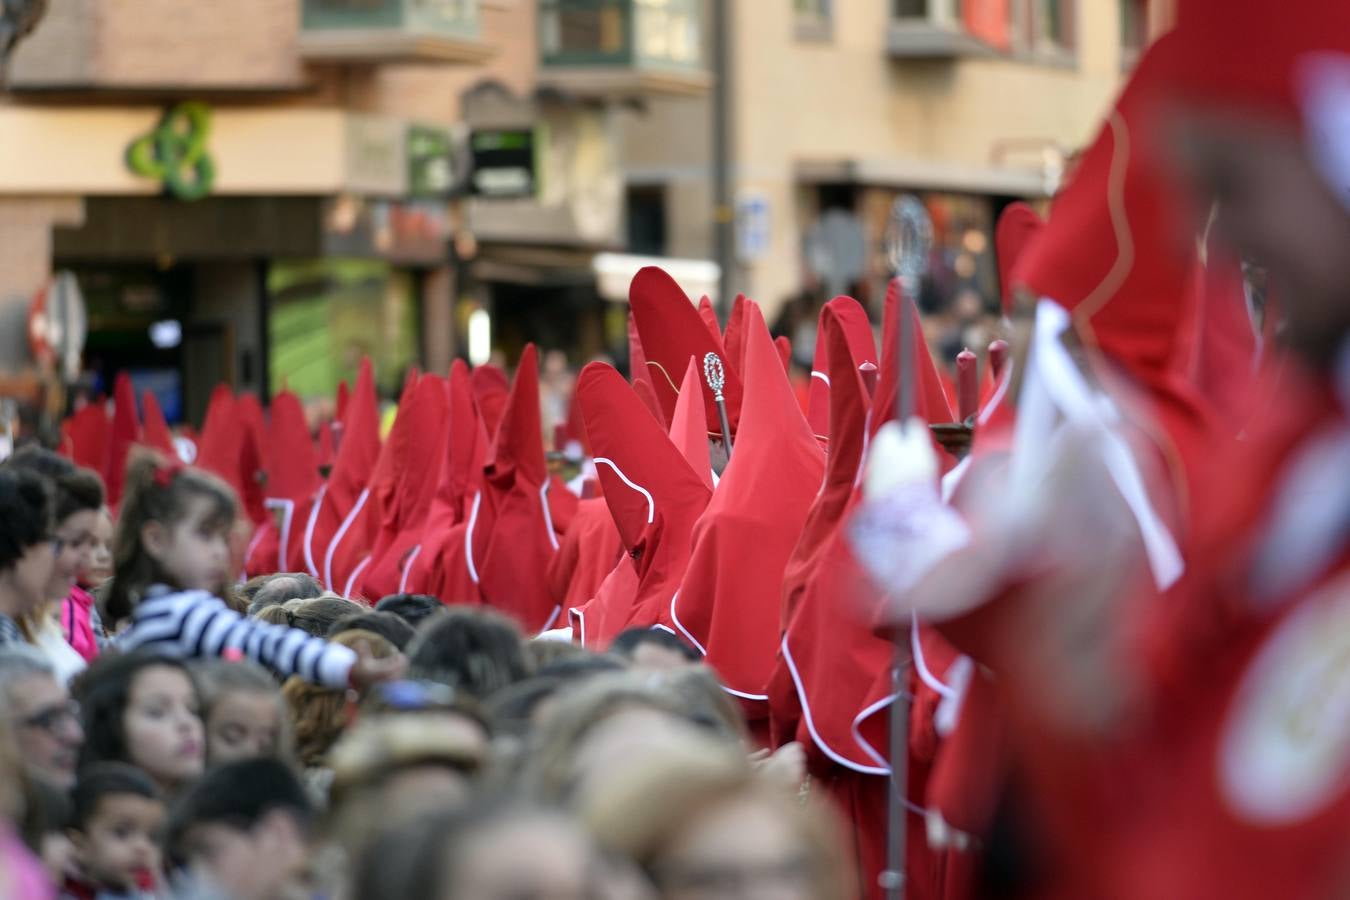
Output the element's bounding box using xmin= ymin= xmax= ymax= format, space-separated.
xmin=957 ymin=348 xmax=978 ymax=422
xmin=988 ymin=339 xmax=1009 ymax=380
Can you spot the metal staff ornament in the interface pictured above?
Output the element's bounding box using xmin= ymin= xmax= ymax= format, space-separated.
xmin=703 ymin=352 xmax=734 ymax=458
xmin=879 ymin=194 xmax=933 ymax=900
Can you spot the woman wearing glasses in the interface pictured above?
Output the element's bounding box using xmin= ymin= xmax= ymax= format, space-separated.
xmin=2 ymin=447 xmax=105 ymax=683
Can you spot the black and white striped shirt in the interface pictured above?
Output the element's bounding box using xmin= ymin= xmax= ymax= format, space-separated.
xmin=0 ymin=613 xmax=23 ymax=647
xmin=121 ymin=587 xmax=357 ymax=689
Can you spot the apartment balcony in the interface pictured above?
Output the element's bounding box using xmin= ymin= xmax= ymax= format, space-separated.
xmin=538 ymin=0 xmax=710 ymax=99
xmin=889 ymin=0 xmax=1003 ymax=59
xmin=299 ymin=0 xmax=493 ymax=65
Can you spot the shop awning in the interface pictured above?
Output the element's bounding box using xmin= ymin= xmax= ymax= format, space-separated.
xmin=593 ymin=253 xmax=720 ymax=304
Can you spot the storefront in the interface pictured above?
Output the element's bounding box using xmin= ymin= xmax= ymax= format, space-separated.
xmin=0 ymin=104 xmax=462 ymax=422
xmin=456 ymin=82 xmax=627 ymax=367
xmin=793 ymin=156 xmax=1053 ymax=375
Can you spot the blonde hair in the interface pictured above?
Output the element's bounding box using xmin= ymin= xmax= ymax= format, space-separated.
xmin=584 ymin=738 xmax=851 ymax=900
xmin=326 ymin=712 xmax=490 ymax=860
xmin=519 ymin=673 xmax=732 ymax=804
xmin=282 ymin=630 xmax=397 ymax=767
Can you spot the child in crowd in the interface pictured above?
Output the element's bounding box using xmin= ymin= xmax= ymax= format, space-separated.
xmin=166 ymin=758 xmax=317 ymax=900
xmin=64 ymin=506 xmax=115 ymax=663
xmin=85 ymin=509 xmax=114 ymax=588
xmin=73 ymin=653 xmax=205 ymax=800
xmin=63 ymin=763 xmax=165 ymax=900
xmin=192 ymin=659 xmax=292 ymax=766
xmin=105 ymin=450 xmax=401 ymax=690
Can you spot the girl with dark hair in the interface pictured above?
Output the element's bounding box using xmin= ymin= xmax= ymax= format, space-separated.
xmin=71 ymin=652 xmax=205 ymax=799
xmin=106 ymin=449 xmax=401 ymax=690
xmin=0 ymin=468 xmax=56 ymax=648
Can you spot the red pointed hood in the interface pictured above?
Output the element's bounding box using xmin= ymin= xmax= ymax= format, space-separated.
xmin=576 ymin=363 xmax=712 ymax=643
xmin=782 ymin=305 xmax=873 ymax=625
xmin=335 ymin=379 xmax=350 ymax=423
xmin=673 ymin=302 xmax=825 ymax=712
xmin=630 ymin=267 xmax=743 ymax=438
xmin=473 ymin=345 xmax=560 ymax=631
xmin=267 ymin=391 xmax=320 ymax=503
xmin=722 ymin=294 xmax=749 ymax=377
xmin=62 ymin=403 xmax=108 ymax=473
xmin=235 ymin=394 xmax=270 ymax=479
xmin=697 ymin=295 xmax=722 ymax=343
xmin=195 ymin=385 xmax=238 ymax=488
xmin=264 ymin=390 xmax=319 ymax=579
xmin=358 ymin=374 xmax=450 ymax=600
xmin=484 ymin=345 xmax=546 ymax=488
xmin=140 ymin=391 xmax=176 ymax=458
xmin=400 ymin=360 xmax=490 ymax=596
xmin=995 ymin=202 xmax=1044 ymax=316
xmin=381 ymin=375 xmax=449 ymax=533
xmin=309 ymin=358 xmax=381 ymax=588
xmin=105 ymin=373 xmax=141 ymax=508
xmin=471 ymin=364 xmax=510 ymax=440
xmin=806 ymin=296 xmax=879 ymax=441
xmin=871 ymin=279 xmax=955 ymax=435
xmin=669 ymin=357 xmax=715 ymax=490
xmin=1012 ymin=38 xmax=1197 ymax=383
xmin=446 ymin=360 xmax=490 ymax=521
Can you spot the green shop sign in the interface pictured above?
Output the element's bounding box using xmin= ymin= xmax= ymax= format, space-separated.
xmin=126 ymin=102 xmax=216 ymax=201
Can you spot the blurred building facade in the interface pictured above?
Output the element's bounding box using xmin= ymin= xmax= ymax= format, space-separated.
xmin=0 ymin=0 xmax=1162 ymax=423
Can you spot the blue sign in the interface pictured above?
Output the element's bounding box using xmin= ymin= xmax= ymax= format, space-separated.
xmin=736 ymin=193 xmax=771 ymax=263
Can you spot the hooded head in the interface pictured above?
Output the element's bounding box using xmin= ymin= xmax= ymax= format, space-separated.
xmin=629 ymin=267 xmax=744 ymax=440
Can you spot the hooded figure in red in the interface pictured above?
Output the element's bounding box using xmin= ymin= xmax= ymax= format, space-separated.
xmin=140 ymin=391 xmax=176 ymax=458
xmin=547 ymin=494 xmax=624 ymax=623
xmin=409 ymin=360 xmax=490 ymax=601
xmin=325 ymin=370 xmax=421 ymax=598
xmin=672 ymin=301 xmax=824 ymax=735
xmin=629 ymin=266 xmax=743 ymax=441
xmin=61 ymin=402 xmax=108 ymax=474
xmin=358 ymin=375 xmax=450 ymax=600
xmin=471 ymin=364 xmax=510 ymax=440
xmin=770 ymin=285 xmax=963 ymax=900
xmin=805 ymin=296 xmax=880 ymax=443
xmin=697 ymin=295 xmax=721 ymax=344
xmin=945 ymin=5 xmax=1350 ymax=898
xmin=246 ymin=390 xmax=321 ymax=579
xmin=468 ymin=345 xmax=562 ymax=632
xmin=721 ymin=294 xmax=750 ymax=378
xmin=295 ymin=359 xmax=380 ymax=587
xmin=104 ymin=373 xmax=141 ymax=509
xmin=994 ymin=203 xmax=1044 ymax=318
xmin=569 ymin=360 xmax=713 ymax=647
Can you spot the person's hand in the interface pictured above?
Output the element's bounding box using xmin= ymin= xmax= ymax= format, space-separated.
xmin=348 ymin=641 xmax=407 ymax=691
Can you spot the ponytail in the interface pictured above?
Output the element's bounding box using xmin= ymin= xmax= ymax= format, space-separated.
xmin=105 ymin=449 xmax=237 ymax=627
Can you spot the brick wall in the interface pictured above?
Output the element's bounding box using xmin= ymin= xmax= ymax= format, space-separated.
xmin=10 ymin=0 xmax=304 ymax=89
